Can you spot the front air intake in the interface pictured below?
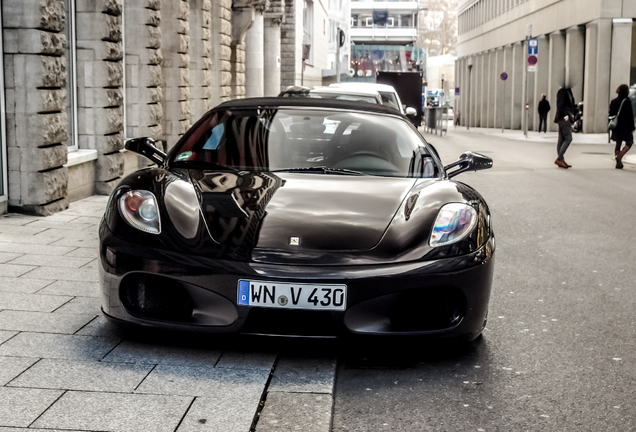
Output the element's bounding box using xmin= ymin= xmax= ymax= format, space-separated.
xmin=389 ymin=287 xmax=466 ymax=331
xmin=120 ymin=274 xmax=193 ymax=322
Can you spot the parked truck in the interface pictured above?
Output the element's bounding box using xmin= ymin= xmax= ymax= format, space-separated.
xmin=376 ymin=71 xmax=424 ymax=127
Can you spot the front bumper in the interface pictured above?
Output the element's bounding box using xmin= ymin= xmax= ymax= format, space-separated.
xmin=100 ymin=225 xmax=495 ymax=340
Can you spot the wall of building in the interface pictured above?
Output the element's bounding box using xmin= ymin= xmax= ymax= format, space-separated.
xmin=303 ymin=0 xmax=330 ymax=87
xmin=456 ymin=0 xmax=636 ymax=133
xmin=0 ymin=0 xmax=335 ymax=216
xmin=3 ymin=0 xmax=70 ymax=215
xmin=426 ymin=54 xmax=456 ymax=95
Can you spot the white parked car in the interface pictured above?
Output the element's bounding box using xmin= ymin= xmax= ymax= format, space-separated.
xmin=279 ymin=86 xmax=383 ymax=105
xmin=328 ymin=82 xmax=417 ymax=117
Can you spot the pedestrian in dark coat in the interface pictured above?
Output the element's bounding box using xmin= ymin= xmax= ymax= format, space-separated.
xmin=553 ymin=87 xmax=576 ymax=168
xmin=610 ymin=84 xmax=635 ymax=169
xmin=537 ymin=94 xmax=550 ymax=133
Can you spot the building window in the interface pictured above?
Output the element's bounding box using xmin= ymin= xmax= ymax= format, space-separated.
xmin=400 ymin=14 xmax=413 ymax=28
xmin=64 ymin=0 xmax=79 ymax=151
xmin=303 ymin=0 xmax=314 ymax=64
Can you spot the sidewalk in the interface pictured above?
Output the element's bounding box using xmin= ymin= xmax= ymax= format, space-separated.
xmin=439 ymin=125 xmax=636 ymax=165
xmin=0 ymin=196 xmax=337 ymax=432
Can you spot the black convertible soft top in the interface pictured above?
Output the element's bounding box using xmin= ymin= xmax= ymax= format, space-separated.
xmin=214 ymin=97 xmax=405 ymax=117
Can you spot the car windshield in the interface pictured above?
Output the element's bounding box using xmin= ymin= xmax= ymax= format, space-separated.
xmin=170 ymin=108 xmax=439 ymax=178
xmin=378 ymin=91 xmax=400 ymax=111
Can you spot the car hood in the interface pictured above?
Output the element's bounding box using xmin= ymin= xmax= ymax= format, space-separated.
xmin=189 ymin=171 xmax=416 ymax=258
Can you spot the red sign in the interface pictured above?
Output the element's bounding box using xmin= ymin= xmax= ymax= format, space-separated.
xmin=527 ymin=55 xmax=538 ymax=66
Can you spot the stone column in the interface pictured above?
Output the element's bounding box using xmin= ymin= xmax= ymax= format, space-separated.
xmin=593 ymin=19 xmax=612 ymax=132
xmin=547 ymin=30 xmax=565 ymax=132
xmin=610 ymin=19 xmax=633 ymax=97
xmin=583 ymin=21 xmax=598 ymax=133
xmin=264 ymin=7 xmax=284 ymax=97
xmin=280 ymin=0 xmax=297 ymax=88
xmin=75 ymin=0 xmax=125 ymax=195
xmin=502 ymin=44 xmax=512 ymax=129
xmin=123 ymin=0 xmax=163 ymax=172
xmin=565 ymin=25 xmax=585 ymax=105
xmin=208 ymin=0 xmax=233 ymax=105
xmin=487 ymin=49 xmax=496 ymax=128
xmin=3 ymin=0 xmax=69 ymax=214
xmin=533 ymin=35 xmax=549 ymax=131
xmin=231 ymin=0 xmax=255 ymax=99
xmin=467 ymin=55 xmax=477 ymax=127
xmin=495 ymin=47 xmax=504 ymax=129
xmin=479 ymin=52 xmax=487 ymax=128
xmin=187 ymin=0 xmax=211 ymax=119
xmin=468 ymin=57 xmax=476 ymax=128
xmin=511 ymin=41 xmax=523 ymax=130
xmin=454 ymin=57 xmax=463 ymax=126
xmin=162 ymin=0 xmax=191 ymax=149
xmin=245 ymin=1 xmax=268 ymax=97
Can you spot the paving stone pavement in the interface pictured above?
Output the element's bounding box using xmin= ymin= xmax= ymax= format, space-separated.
xmin=0 ymin=196 xmax=336 ymax=432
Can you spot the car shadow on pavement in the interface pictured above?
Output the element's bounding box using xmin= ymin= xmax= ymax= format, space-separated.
xmin=107 ymin=323 xmax=487 ymax=368
xmin=336 ymin=335 xmax=488 ymax=369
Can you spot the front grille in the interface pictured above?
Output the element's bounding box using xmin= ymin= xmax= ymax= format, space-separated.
xmin=120 ymin=274 xmax=193 ymax=322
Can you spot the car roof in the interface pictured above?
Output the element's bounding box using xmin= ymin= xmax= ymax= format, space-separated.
xmin=329 ymin=82 xmax=398 ymax=93
xmin=309 ymin=86 xmax=381 ymax=96
xmin=214 ymin=97 xmax=404 ymax=116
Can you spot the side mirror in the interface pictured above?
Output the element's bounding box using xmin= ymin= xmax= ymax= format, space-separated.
xmin=444 ymin=151 xmax=493 ymax=178
xmin=125 ymin=137 xmax=167 ymax=166
xmin=405 ymin=106 xmax=417 ymax=116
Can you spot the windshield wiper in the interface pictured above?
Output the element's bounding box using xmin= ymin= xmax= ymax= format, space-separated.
xmin=271 ymin=166 xmax=365 ymax=176
xmin=173 ymin=161 xmax=239 ymax=172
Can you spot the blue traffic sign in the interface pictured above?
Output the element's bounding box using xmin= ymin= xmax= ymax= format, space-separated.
xmin=528 ymin=37 xmax=539 ymax=55
xmin=500 ymin=72 xmax=508 ymax=81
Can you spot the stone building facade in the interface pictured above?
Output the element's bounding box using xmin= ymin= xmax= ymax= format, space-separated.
xmin=456 ymin=0 xmax=636 ymax=133
xmin=0 ymin=0 xmax=334 ymax=216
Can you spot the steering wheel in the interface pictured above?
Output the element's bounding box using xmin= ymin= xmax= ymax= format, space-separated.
xmin=332 ymin=152 xmax=402 ymax=174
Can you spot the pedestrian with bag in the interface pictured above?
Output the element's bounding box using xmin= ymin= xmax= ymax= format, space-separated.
xmin=538 ymin=94 xmax=550 ymax=133
xmin=608 ymin=84 xmax=635 ymax=169
xmin=554 ymin=87 xmax=576 ymax=168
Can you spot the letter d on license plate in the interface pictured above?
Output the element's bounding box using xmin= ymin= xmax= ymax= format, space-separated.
xmin=237 ymin=280 xmax=346 ymax=310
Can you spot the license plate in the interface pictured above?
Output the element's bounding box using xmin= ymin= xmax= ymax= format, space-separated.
xmin=237 ymin=280 xmax=346 ymax=310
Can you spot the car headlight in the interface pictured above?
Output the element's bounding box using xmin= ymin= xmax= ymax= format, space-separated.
xmin=429 ymin=203 xmax=477 ymax=247
xmin=118 ymin=190 xmax=161 ymax=234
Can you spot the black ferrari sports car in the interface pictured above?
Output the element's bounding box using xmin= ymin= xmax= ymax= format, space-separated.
xmin=99 ymin=97 xmax=495 ymax=340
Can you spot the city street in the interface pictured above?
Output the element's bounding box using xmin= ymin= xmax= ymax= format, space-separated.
xmin=333 ymin=126 xmax=636 ymax=431
xmin=0 ymin=126 xmax=635 ymax=431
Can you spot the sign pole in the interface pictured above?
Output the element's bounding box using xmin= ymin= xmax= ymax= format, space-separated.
xmin=502 ymin=80 xmax=505 ymax=133
xmin=500 ymin=72 xmax=508 ymax=133
xmin=524 ymin=25 xmax=532 ymax=138
xmin=524 ymin=34 xmax=529 ymax=138
xmin=526 ymin=34 xmax=539 ymax=138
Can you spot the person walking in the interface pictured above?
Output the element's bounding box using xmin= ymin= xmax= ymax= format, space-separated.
xmin=609 ymin=84 xmax=635 ymax=169
xmin=554 ymin=87 xmax=576 ymax=168
xmin=538 ymin=94 xmax=550 ymax=133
